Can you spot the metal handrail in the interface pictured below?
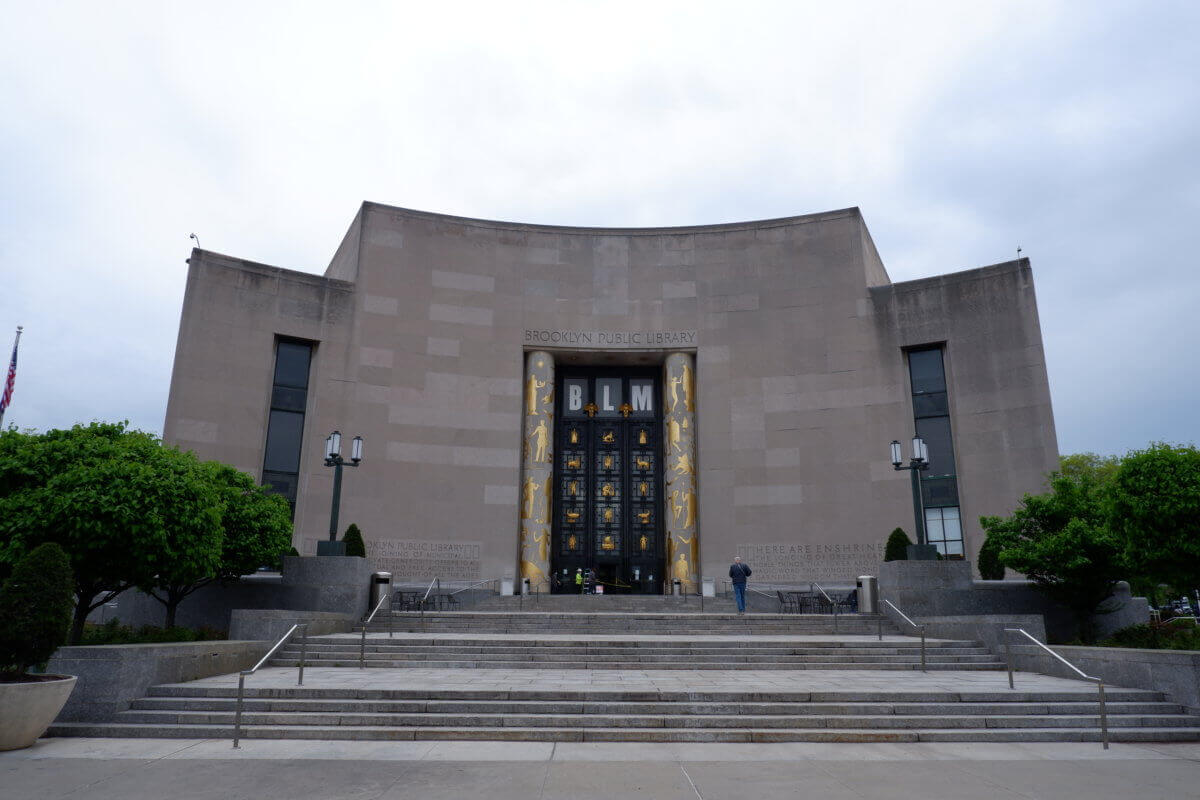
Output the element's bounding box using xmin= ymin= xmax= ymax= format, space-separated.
xmin=1004 ymin=628 xmax=1109 ymax=749
xmin=421 ymin=577 xmax=440 ymax=606
xmin=812 ymin=582 xmax=840 ymax=633
xmin=880 ymin=599 xmax=925 ymax=671
xmin=233 ymin=623 xmax=307 ymax=748
xmin=449 ymin=578 xmax=500 ymax=596
xmin=360 ymin=591 xmax=393 ymax=668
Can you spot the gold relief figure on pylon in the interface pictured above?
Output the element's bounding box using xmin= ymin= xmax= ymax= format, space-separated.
xmin=521 ymin=477 xmax=540 ymax=520
xmin=666 ymin=417 xmax=688 ymax=453
xmin=569 ymin=428 xmax=579 ymax=444
xmin=639 ymin=534 xmax=649 ymax=552
xmin=639 ymin=481 xmax=648 ymax=496
xmin=567 ymin=534 xmax=578 ymax=550
xmin=542 ymin=386 xmax=554 ymax=406
xmin=603 ymin=508 xmax=614 ymax=522
xmin=540 ymin=479 xmax=551 ymax=523
xmin=526 ymin=373 xmax=546 ymax=416
xmin=567 ymin=480 xmax=577 ymax=496
xmin=670 ymin=487 xmax=696 ymax=528
xmin=521 ymin=560 xmax=546 ymax=585
xmin=566 ymin=455 xmax=582 ymax=469
xmin=638 ymin=429 xmax=648 ymax=445
xmin=670 ymin=452 xmax=694 ymax=476
xmin=565 ymin=509 xmax=581 ymax=524
xmin=672 ymin=551 xmax=692 ymax=591
xmin=668 ymin=374 xmax=681 ymax=413
xmin=530 ymin=418 xmax=550 ymax=463
xmin=637 ymin=510 xmax=651 ymax=524
xmin=531 ymin=528 xmax=550 ymax=562
xmin=601 ymin=534 xmax=616 ymax=551
xmin=601 ymin=483 xmax=615 ymax=497
xmin=603 ymin=454 xmax=613 ymax=469
xmin=635 ymin=456 xmax=651 ymax=470
xmin=601 ymin=430 xmax=615 ymax=443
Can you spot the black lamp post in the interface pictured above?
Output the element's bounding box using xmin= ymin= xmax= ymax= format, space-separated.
xmin=890 ymin=437 xmax=938 ymax=560
xmin=317 ymin=430 xmax=363 ymax=556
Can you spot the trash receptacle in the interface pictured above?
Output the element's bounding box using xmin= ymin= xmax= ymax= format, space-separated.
xmin=857 ymin=575 xmax=879 ymax=614
xmin=370 ymin=571 xmax=392 ymax=610
xmin=673 ymin=579 xmax=682 ymax=596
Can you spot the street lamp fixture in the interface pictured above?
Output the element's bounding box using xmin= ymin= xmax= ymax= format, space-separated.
xmin=890 ymin=437 xmax=937 ymax=559
xmin=318 ymin=430 xmax=364 ymax=556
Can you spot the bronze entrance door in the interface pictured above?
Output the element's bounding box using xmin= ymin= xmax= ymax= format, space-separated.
xmin=551 ymin=369 xmax=664 ymax=593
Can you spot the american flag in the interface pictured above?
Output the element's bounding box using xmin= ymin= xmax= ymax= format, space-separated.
xmin=0 ymin=327 xmax=21 ymax=427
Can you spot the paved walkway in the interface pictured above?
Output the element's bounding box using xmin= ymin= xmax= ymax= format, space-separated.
xmin=6 ymin=737 xmax=1200 ymax=799
xmin=172 ymin=665 xmax=1102 ymax=694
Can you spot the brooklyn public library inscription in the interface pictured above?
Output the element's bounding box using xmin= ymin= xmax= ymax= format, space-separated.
xmin=368 ymin=539 xmax=483 ymax=580
xmin=737 ymin=542 xmax=883 ymax=583
xmin=524 ymin=329 xmax=698 ymax=349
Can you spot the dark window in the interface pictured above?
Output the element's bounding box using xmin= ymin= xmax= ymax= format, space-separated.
xmin=262 ymin=339 xmax=314 ymax=515
xmin=274 ymin=342 xmax=312 ymax=389
xmin=263 ymin=410 xmax=305 ymax=473
xmin=907 ymin=345 xmax=962 ymax=547
xmin=915 ymin=416 xmax=956 ymax=477
xmin=908 ymin=348 xmax=946 ymax=394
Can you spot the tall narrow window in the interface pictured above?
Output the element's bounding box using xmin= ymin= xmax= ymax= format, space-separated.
xmin=907 ymin=347 xmax=963 ymax=557
xmin=262 ymin=340 xmax=313 ymax=515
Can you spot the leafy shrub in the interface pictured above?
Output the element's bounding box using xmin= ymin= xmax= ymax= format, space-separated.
xmin=884 ymin=528 xmax=912 ymax=562
xmin=80 ymin=619 xmax=226 ymax=645
xmin=0 ymin=543 xmax=74 ymax=679
xmin=977 ymin=536 xmax=1005 ymax=579
xmin=1100 ymin=621 xmax=1200 ymax=651
xmin=342 ymin=524 xmax=366 ymax=558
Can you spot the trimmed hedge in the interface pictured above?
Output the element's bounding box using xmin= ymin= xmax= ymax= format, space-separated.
xmin=0 ymin=543 xmax=74 ymax=679
xmin=884 ymin=528 xmax=912 ymax=562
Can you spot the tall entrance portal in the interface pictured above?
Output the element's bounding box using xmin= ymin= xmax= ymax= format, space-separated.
xmin=551 ymin=368 xmax=663 ymax=593
xmin=519 ymin=350 xmax=698 ymax=596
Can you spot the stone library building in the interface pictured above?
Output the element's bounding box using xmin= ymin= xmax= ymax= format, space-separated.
xmin=164 ymin=202 xmax=1059 ymax=593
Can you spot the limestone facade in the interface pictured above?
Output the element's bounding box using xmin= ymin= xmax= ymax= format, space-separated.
xmin=163 ymin=203 xmax=1059 ymax=587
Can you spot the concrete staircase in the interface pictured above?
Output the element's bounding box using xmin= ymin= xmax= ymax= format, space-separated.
xmin=47 ymin=600 xmax=1200 ymax=744
xmin=53 ymin=684 xmax=1200 ymax=743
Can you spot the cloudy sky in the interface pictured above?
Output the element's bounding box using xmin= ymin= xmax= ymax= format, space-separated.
xmin=1 ymin=1 xmax=1196 ymax=457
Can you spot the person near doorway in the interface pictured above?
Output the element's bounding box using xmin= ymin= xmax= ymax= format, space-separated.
xmin=575 ymin=568 xmax=584 ymax=594
xmin=729 ymin=556 xmax=752 ymax=614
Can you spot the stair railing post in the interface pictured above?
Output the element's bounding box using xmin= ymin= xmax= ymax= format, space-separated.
xmin=919 ymin=625 xmax=926 ymax=672
xmin=298 ymin=624 xmax=307 ymax=686
xmin=1097 ymin=679 xmax=1109 ymax=750
xmin=1005 ymin=629 xmax=1014 ymax=689
xmin=359 ymin=619 xmax=367 ymax=669
xmin=232 ymin=672 xmax=246 ymax=749
xmin=877 ymin=615 xmax=883 ymax=641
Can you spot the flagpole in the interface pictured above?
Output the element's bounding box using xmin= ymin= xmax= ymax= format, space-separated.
xmin=0 ymin=326 xmax=21 ymax=429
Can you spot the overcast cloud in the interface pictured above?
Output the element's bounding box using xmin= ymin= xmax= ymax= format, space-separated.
xmin=1 ymin=1 xmax=1197 ymax=457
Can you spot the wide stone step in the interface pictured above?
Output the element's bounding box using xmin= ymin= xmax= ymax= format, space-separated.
xmin=266 ymin=658 xmax=1006 ymax=671
xmin=47 ymin=721 xmax=1200 ymax=744
xmin=129 ymin=697 xmax=1185 ymax=717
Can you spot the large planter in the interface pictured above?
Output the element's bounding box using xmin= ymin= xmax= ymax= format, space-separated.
xmin=0 ymin=674 xmax=77 ymax=750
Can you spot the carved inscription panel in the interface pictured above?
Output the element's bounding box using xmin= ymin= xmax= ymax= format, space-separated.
xmin=736 ymin=542 xmax=883 ymax=583
xmin=368 ymin=539 xmax=483 ymax=580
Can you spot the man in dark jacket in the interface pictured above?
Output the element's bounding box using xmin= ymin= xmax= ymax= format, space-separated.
xmin=729 ymin=556 xmax=752 ymax=614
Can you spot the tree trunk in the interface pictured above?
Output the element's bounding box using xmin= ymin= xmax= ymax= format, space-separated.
xmin=70 ymin=593 xmax=95 ymax=645
xmin=165 ymin=594 xmax=179 ymax=629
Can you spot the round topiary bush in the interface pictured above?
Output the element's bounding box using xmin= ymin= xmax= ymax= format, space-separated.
xmin=0 ymin=543 xmax=75 ymax=680
xmin=977 ymin=536 xmax=1005 ymax=580
xmin=342 ymin=524 xmax=366 ymax=558
xmin=884 ymin=528 xmax=912 ymax=562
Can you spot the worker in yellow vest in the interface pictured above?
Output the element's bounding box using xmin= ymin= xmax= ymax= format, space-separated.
xmin=574 ymin=568 xmax=583 ymax=593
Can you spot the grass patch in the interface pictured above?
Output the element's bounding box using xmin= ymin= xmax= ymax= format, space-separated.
xmin=80 ymin=619 xmax=226 ymax=645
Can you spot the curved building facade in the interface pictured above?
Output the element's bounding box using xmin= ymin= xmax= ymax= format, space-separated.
xmin=164 ymin=203 xmax=1058 ymax=590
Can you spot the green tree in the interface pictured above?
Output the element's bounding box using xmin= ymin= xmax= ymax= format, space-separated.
xmin=980 ymin=469 xmax=1125 ymax=643
xmin=0 ymin=543 xmax=74 ymax=680
xmin=0 ymin=423 xmax=221 ymax=643
xmin=1058 ymin=452 xmax=1121 ymax=487
xmin=1110 ymin=443 xmax=1200 ymax=594
xmin=884 ymin=528 xmax=912 ymax=562
xmin=976 ymin=535 xmax=1005 ymax=579
xmin=342 ymin=523 xmax=366 ymax=558
xmin=145 ymin=462 xmax=293 ymax=628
